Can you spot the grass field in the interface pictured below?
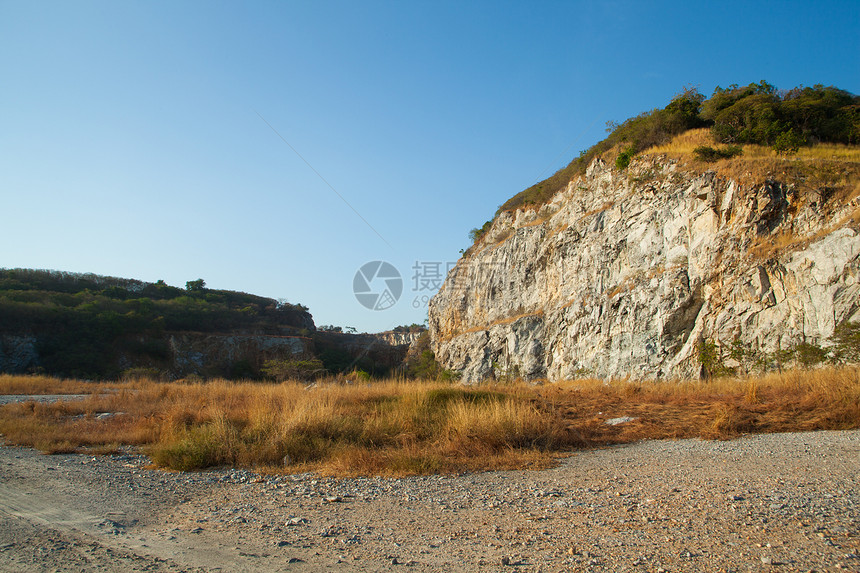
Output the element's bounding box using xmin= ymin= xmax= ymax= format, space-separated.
xmin=1 ymin=368 xmax=858 ymax=476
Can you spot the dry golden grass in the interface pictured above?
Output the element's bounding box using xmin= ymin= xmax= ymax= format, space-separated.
xmin=0 ymin=374 xmax=124 ymax=395
xmin=0 ymin=378 xmax=570 ymax=475
xmin=745 ymin=143 xmax=860 ymax=163
xmin=647 ymin=128 xmax=860 ymax=163
xmin=0 ymin=367 xmax=858 ymax=476
xmin=546 ymin=367 xmax=860 ymax=444
xmin=644 ymin=130 xmax=860 ymax=195
xmin=747 ymin=203 xmax=860 ymax=260
xmin=646 ymin=128 xmax=714 ymax=156
xmin=747 ymin=230 xmax=804 ymax=260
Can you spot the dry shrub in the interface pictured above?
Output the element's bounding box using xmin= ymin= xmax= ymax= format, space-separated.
xmin=745 ymin=380 xmax=759 ymax=404
xmin=704 ymin=403 xmax=757 ymax=439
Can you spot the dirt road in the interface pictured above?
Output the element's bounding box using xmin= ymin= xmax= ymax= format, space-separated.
xmin=1 ymin=431 xmax=858 ymax=572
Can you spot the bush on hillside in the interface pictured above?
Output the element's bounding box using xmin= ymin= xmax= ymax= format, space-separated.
xmin=772 ymin=129 xmax=806 ymax=154
xmin=692 ymin=144 xmax=743 ymax=162
xmin=615 ymin=145 xmax=636 ymax=169
xmin=469 ymin=220 xmax=493 ymax=242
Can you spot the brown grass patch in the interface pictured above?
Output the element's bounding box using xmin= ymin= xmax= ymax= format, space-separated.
xmin=580 ymin=201 xmax=616 ymax=219
xmin=643 ymin=131 xmax=860 ymax=194
xmin=0 ymin=374 xmax=124 ymax=395
xmin=748 ymin=230 xmax=804 ymax=260
xmin=0 ymin=367 xmax=857 ymax=476
xmin=0 ymin=378 xmax=571 ymax=475
xmin=748 ymin=204 xmax=860 ymax=260
xmin=646 ymin=128 xmax=714 ymax=156
xmin=545 ymin=367 xmax=860 ymax=445
xmin=648 ymin=129 xmax=860 ymax=164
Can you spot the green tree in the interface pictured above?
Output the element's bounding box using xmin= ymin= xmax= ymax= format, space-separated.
xmin=185 ymin=278 xmax=206 ymax=292
xmin=615 ymin=145 xmax=636 ymax=169
xmin=469 ymin=220 xmax=493 ymax=243
xmin=772 ymin=129 xmax=805 ymax=154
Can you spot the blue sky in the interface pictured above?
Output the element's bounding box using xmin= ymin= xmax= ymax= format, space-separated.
xmin=2 ymin=1 xmax=858 ymax=332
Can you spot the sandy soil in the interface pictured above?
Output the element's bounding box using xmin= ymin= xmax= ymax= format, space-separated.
xmin=0 ymin=431 xmax=858 ymax=572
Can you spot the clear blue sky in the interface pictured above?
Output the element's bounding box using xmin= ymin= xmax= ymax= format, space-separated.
xmin=2 ymin=1 xmax=858 ymax=332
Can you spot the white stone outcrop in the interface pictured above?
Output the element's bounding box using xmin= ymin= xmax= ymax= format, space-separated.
xmin=429 ymin=157 xmax=860 ymax=381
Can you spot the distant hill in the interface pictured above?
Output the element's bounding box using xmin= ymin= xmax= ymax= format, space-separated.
xmin=0 ymin=269 xmax=432 ymax=380
xmin=0 ymin=269 xmax=315 ymax=379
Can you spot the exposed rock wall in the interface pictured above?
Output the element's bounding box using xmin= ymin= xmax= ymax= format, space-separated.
xmin=429 ymin=157 xmax=860 ymax=382
xmin=373 ymin=330 xmax=425 ymax=348
xmin=313 ymin=331 xmax=417 ymax=373
xmin=165 ymin=333 xmax=311 ymax=377
xmin=0 ymin=335 xmax=39 ymax=373
xmin=0 ymin=328 xmax=415 ymax=379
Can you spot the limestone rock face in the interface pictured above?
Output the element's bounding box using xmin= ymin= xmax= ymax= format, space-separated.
xmin=429 ymin=157 xmax=860 ymax=382
xmin=373 ymin=330 xmax=425 ymax=348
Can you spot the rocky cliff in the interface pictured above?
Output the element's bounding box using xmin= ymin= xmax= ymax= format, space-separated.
xmin=163 ymin=333 xmax=311 ymax=378
xmin=373 ymin=330 xmax=425 ymax=348
xmin=429 ymin=156 xmax=860 ymax=382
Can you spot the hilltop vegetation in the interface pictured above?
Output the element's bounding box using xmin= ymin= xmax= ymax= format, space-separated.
xmin=0 ymin=269 xmax=311 ymax=334
xmin=477 ymin=82 xmax=860 ymax=237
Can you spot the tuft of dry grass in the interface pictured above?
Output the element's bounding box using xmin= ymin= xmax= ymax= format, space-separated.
xmin=0 ymin=378 xmax=573 ymax=475
xmin=646 ymin=128 xmax=714 ymax=156
xmin=0 ymin=367 xmax=858 ymax=476
xmin=747 ymin=230 xmax=804 ymax=260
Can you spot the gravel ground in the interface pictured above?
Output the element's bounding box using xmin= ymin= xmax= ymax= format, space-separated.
xmin=0 ymin=430 xmax=858 ymax=572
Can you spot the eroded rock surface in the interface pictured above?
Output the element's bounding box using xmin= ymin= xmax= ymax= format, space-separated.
xmin=430 ymin=157 xmax=860 ymax=381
